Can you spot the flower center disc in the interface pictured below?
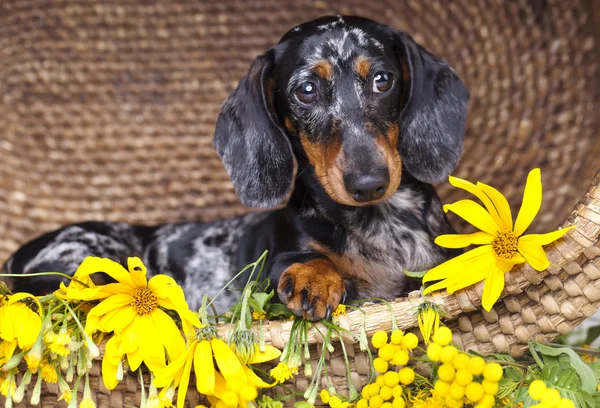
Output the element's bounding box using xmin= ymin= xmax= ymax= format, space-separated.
xmin=131 ymin=287 xmax=158 ymax=315
xmin=492 ymin=231 xmax=519 ymax=259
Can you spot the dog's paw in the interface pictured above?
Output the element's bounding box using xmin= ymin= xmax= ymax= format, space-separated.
xmin=277 ymin=258 xmax=346 ymax=321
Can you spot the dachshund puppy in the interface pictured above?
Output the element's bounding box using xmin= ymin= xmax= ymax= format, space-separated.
xmin=4 ymin=16 xmax=469 ymax=321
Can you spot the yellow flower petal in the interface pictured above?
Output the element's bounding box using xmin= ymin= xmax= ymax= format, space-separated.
xmin=137 ymin=314 xmax=166 ymax=372
xmin=102 ymin=336 xmax=122 ymax=390
xmin=153 ymin=341 xmax=197 ymax=389
xmin=434 ymin=232 xmax=494 ymax=249
xmin=249 ymin=345 xmax=281 ymax=364
xmin=127 ymin=348 xmax=143 ymax=372
xmin=7 ymin=293 xmax=42 ymax=317
xmin=212 ymin=338 xmax=244 ymax=381
xmin=514 ymin=168 xmax=542 ymax=236
xmin=481 ymin=268 xmax=506 ymax=311
xmin=0 ymin=302 xmax=42 ymax=350
xmin=448 ymin=176 xmax=504 ymax=227
xmin=242 ymin=365 xmax=276 ymax=388
xmin=96 ymin=304 xmax=137 ymax=333
xmin=74 ymin=257 xmax=135 ymax=288
xmin=494 ymin=254 xmax=525 ymax=273
xmin=148 ymin=274 xmax=181 ymax=298
xmin=423 ymin=245 xmax=495 ymax=283
xmin=0 ymin=341 xmax=17 ymax=365
xmin=128 ymin=257 xmax=148 ymax=288
xmin=176 ymin=344 xmax=195 ymax=408
xmin=445 ymin=257 xmax=496 ymax=293
xmin=443 ymin=200 xmax=500 ymax=235
xmin=194 ymin=339 xmax=215 ymax=395
xmin=519 ymin=226 xmax=575 ymax=246
xmin=150 ymin=309 xmax=185 ymax=363
xmin=85 ymin=294 xmax=133 ymax=333
xmin=477 ymin=182 xmax=513 ymax=231
xmin=517 ymin=237 xmax=551 ymax=271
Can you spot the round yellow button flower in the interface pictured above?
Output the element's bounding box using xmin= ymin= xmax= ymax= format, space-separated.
xmin=398 ymin=368 xmax=415 ymax=385
xmin=540 ymin=388 xmax=561 ymax=406
xmin=483 ymin=362 xmax=503 ymax=382
xmin=467 ymin=356 xmax=486 ymax=376
xmin=528 ymin=380 xmax=547 ymax=400
xmin=438 ymin=364 xmax=456 ymax=383
xmin=427 ymin=343 xmax=442 ymax=362
xmin=390 ymin=330 xmax=404 ymax=345
xmin=465 ymin=381 xmax=484 ymax=403
xmin=432 ymin=326 xmax=453 ymax=346
xmin=401 ymin=333 xmax=419 ymax=350
xmin=455 ymin=369 xmax=474 ymax=386
xmin=434 ymin=380 xmax=451 ymax=397
xmin=449 ymin=382 xmax=465 ymax=400
xmin=374 ymin=358 xmax=389 ymax=374
xmin=440 ymin=345 xmax=459 ymax=364
xmin=372 ymin=331 xmax=389 ymax=349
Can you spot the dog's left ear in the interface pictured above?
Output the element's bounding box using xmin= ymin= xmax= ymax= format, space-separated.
xmin=213 ymin=47 xmax=294 ymax=208
xmin=394 ymin=31 xmax=469 ymax=184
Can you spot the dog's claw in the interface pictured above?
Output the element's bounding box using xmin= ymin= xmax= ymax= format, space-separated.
xmin=325 ymin=305 xmax=333 ymax=320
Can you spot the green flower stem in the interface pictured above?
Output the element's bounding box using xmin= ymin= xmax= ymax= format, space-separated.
xmin=67 ymin=375 xmax=81 ymax=408
xmin=56 ymin=298 xmax=99 ymax=358
xmin=139 ymin=369 xmax=147 ymax=408
xmin=334 ymin=327 xmax=358 ymax=401
xmin=0 ymin=272 xmax=90 ymax=289
xmin=207 ymin=249 xmax=268 ymax=310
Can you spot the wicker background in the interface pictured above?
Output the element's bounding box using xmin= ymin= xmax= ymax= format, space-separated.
xmin=0 ymin=0 xmax=599 ymax=407
xmin=0 ymin=0 xmax=598 ymax=264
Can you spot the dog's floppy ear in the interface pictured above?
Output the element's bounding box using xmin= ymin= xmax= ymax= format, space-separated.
xmin=213 ymin=48 xmax=294 ymax=208
xmin=394 ymin=31 xmax=469 ymax=184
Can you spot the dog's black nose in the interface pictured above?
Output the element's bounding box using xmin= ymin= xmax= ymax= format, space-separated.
xmin=344 ymin=169 xmax=390 ymax=203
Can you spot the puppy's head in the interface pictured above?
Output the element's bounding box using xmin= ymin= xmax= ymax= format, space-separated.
xmin=214 ymin=16 xmax=469 ymax=208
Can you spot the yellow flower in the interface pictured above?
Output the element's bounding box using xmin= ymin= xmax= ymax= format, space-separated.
xmin=0 ymin=293 xmax=43 ymax=351
xmin=581 ymin=345 xmax=598 ymax=364
xmin=417 ymin=302 xmax=441 ymax=344
xmin=154 ymin=336 xmax=279 ymax=408
xmin=0 ymin=371 xmax=16 ymax=397
xmin=59 ymin=256 xmax=201 ymax=389
xmin=423 ymin=169 xmax=575 ymax=311
xmin=40 ymin=361 xmax=58 ymax=383
xmin=252 ymin=311 xmax=266 ymax=320
xmin=24 ymin=338 xmax=43 ymax=372
xmin=47 ymin=328 xmax=71 ymax=356
xmin=0 ymin=340 xmax=17 ymax=367
xmin=58 ymin=390 xmax=73 ymax=403
xmin=269 ymin=362 xmax=298 ymax=384
xmin=80 ymin=397 xmax=97 ymax=408
xmin=332 ymin=304 xmax=347 ymax=316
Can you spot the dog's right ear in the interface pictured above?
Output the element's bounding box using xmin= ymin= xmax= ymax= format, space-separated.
xmin=213 ymin=48 xmax=295 ymax=209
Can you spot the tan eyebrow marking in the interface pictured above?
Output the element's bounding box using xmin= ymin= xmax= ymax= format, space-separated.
xmin=313 ymin=60 xmax=333 ymax=81
xmin=354 ymin=56 xmax=371 ymax=78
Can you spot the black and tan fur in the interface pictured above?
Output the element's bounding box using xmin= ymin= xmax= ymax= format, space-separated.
xmin=3 ymin=16 xmax=469 ymax=321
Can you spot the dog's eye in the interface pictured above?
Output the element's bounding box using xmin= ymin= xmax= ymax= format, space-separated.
xmin=296 ymin=82 xmax=318 ymax=103
xmin=373 ymin=72 xmax=393 ymax=93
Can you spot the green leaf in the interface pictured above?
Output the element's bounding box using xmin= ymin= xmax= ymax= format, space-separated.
xmin=530 ymin=341 xmax=599 ymax=394
xmin=267 ymin=303 xmax=293 ymax=318
xmin=252 ymin=291 xmax=274 ymax=312
xmin=403 ymin=269 xmax=428 ymax=278
xmin=584 ymin=325 xmax=600 ymax=345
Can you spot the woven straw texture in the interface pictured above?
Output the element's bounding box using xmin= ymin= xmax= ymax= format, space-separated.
xmin=0 ymin=0 xmax=598 ymax=407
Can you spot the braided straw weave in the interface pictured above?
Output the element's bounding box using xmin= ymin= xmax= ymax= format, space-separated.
xmin=0 ymin=0 xmax=598 ymax=406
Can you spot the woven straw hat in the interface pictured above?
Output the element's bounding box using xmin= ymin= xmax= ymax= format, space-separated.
xmin=0 ymin=0 xmax=598 ymax=407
